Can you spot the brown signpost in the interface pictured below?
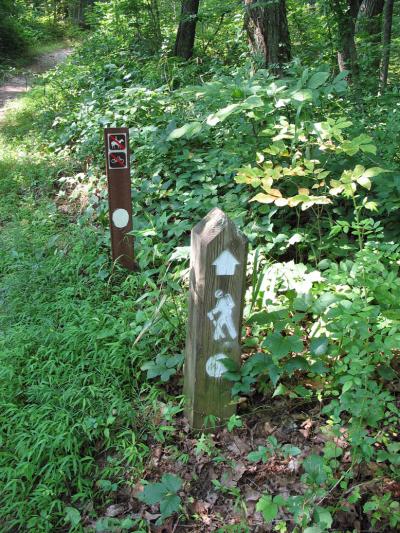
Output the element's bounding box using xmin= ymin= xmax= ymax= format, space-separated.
xmin=104 ymin=127 xmax=135 ymax=271
xmin=184 ymin=208 xmax=248 ymax=430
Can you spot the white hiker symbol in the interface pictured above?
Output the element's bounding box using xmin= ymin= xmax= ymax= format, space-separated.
xmin=207 ymin=290 xmax=238 ymax=341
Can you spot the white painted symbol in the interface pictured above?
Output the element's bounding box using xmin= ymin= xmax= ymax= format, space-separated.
xmin=111 ymin=140 xmax=120 ymax=150
xmin=112 ymin=208 xmax=129 ymax=228
xmin=207 ymin=290 xmax=237 ymax=341
xmin=212 ymin=250 xmax=240 ymax=276
xmin=206 ymin=354 xmax=229 ymax=378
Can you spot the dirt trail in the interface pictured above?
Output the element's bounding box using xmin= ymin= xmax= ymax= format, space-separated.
xmin=0 ymin=48 xmax=73 ymax=119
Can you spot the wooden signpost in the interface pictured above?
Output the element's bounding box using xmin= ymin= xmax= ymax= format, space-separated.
xmin=104 ymin=127 xmax=135 ymax=271
xmin=184 ymin=208 xmax=248 ymax=429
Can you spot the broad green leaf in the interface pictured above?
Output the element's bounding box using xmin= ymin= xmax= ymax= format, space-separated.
xmin=268 ymin=364 xmax=281 ymax=386
xmin=256 ymin=495 xmax=279 ymax=523
xmin=243 ymin=95 xmax=264 ymax=108
xmin=363 ymin=167 xmax=388 ymax=178
xmin=377 ymin=365 xmax=396 ymax=379
xmin=162 ymin=473 xmax=182 ymax=493
xmin=207 ymin=103 xmax=241 ymax=126
xmin=293 ymin=385 xmax=312 ymax=398
xmin=160 ymin=494 xmax=181 ymax=518
xmin=138 ymin=482 xmax=166 ymax=505
xmin=303 ymin=454 xmax=326 ymax=484
xmin=263 ymin=333 xmax=303 ymax=359
xmin=360 ymin=143 xmax=377 ymax=154
xmin=310 ymin=336 xmax=328 ymax=356
xmin=272 ymin=383 xmax=288 ymax=397
xmin=309 ymin=361 xmax=328 ymax=374
xmin=120 ymin=518 xmax=138 ymax=529
xmin=314 ymin=507 xmax=333 ymax=530
xmin=247 ymin=446 xmax=269 ymax=463
xmin=281 ymin=444 xmax=301 ymax=457
xmin=292 ymin=89 xmax=313 ymax=102
xmin=65 ymin=507 xmax=81 ymax=527
xmin=307 ymin=71 xmax=329 ymax=89
xmin=167 ymin=121 xmax=202 ymax=140
xmin=323 ymin=442 xmax=343 ymax=460
xmin=284 ymin=356 xmax=309 ymax=373
xmin=312 ymin=292 xmax=340 ymax=313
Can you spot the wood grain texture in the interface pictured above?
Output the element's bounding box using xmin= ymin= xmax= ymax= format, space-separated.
xmin=184 ymin=208 xmax=248 ymax=430
xmin=104 ymin=127 xmax=135 ymax=271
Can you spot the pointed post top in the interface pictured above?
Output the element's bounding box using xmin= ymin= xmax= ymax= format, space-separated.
xmin=192 ymin=208 xmax=247 ymax=247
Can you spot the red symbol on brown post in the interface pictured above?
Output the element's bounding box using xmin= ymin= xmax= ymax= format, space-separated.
xmin=104 ymin=127 xmax=135 ymax=271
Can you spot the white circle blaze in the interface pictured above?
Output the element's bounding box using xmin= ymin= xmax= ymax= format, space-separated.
xmin=112 ymin=208 xmax=129 ymax=228
xmin=206 ymin=354 xmax=229 ymax=379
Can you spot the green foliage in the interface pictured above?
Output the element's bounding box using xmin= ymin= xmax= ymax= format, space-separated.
xmin=0 ymin=0 xmax=76 ymax=62
xmin=138 ymin=473 xmax=182 ymax=524
xmin=141 ymin=353 xmax=183 ymax=382
xmin=247 ymin=436 xmax=301 ymax=463
xmin=0 ymin=2 xmax=399 ymax=531
xmin=226 ymin=414 xmax=243 ymax=432
xmin=0 ymin=0 xmax=28 ymax=57
xmin=256 ymin=495 xmax=279 ymax=523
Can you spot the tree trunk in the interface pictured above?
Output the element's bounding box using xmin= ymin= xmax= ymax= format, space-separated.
xmin=149 ymin=0 xmax=162 ymax=49
xmin=244 ymin=0 xmax=291 ymax=70
xmin=174 ymin=0 xmax=201 ymax=59
xmin=334 ymin=0 xmax=360 ymax=77
xmin=357 ymin=0 xmax=385 ymax=39
xmin=380 ymin=0 xmax=394 ymax=91
xmin=358 ymin=0 xmax=384 ymax=18
xmin=357 ymin=0 xmax=384 ymax=71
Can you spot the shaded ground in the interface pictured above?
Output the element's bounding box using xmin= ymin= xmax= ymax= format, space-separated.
xmin=0 ymin=48 xmax=73 ymax=119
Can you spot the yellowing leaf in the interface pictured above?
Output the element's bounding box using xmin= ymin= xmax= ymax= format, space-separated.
xmin=288 ymin=194 xmax=309 ymax=207
xmin=256 ymin=152 xmax=265 ymax=164
xmin=206 ymin=103 xmax=241 ymax=126
xmin=312 ymin=196 xmax=332 ymax=205
xmin=363 ymin=167 xmax=389 ymax=178
xmin=275 ymin=197 xmax=288 ymax=206
xmin=298 ymin=187 xmax=310 ymax=195
xmin=329 ymin=186 xmax=344 ymax=195
xmin=353 ymin=165 xmax=365 ymax=179
xmin=261 ymin=177 xmax=273 ymax=189
xmin=292 ymin=89 xmax=313 ymax=102
xmin=357 ymin=175 xmax=371 ymax=190
xmin=264 ymin=188 xmax=282 ymax=198
xmin=250 ymin=193 xmax=276 ymax=204
xmin=364 ymin=201 xmax=378 ymax=211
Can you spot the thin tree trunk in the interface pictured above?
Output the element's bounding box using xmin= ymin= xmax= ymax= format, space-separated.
xmin=358 ymin=0 xmax=384 ymax=19
xmin=380 ymin=0 xmax=394 ymax=91
xmin=334 ymin=0 xmax=360 ymax=77
xmin=174 ymin=0 xmax=200 ymax=59
xmin=357 ymin=0 xmax=384 ymax=71
xmin=244 ymin=0 xmax=291 ymax=71
xmin=150 ymin=0 xmax=162 ymax=48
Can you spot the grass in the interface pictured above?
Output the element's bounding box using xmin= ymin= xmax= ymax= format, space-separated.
xmin=0 ymin=86 xmax=177 ymax=532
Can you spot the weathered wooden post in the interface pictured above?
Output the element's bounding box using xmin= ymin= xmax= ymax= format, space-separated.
xmin=104 ymin=127 xmax=135 ymax=271
xmin=184 ymin=208 xmax=248 ymax=429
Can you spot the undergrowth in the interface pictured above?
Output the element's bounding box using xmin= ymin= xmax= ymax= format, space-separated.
xmin=0 ymin=20 xmax=399 ymax=533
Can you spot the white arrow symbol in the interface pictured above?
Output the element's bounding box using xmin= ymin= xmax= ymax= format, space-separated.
xmin=212 ymin=250 xmax=240 ymax=276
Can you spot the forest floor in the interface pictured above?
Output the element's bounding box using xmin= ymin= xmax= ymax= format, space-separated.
xmin=0 ymin=47 xmax=73 ymax=119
